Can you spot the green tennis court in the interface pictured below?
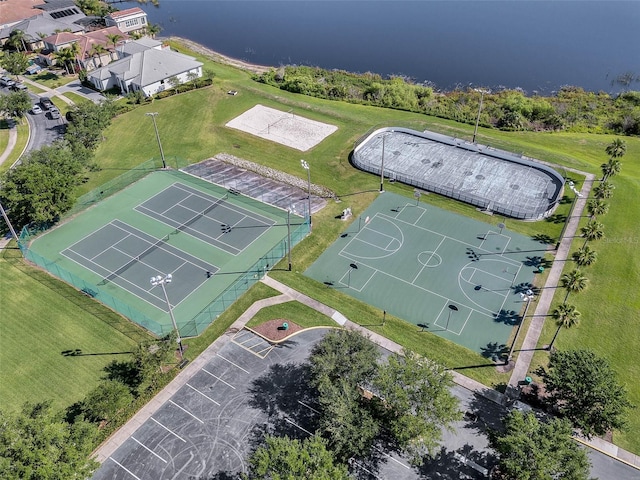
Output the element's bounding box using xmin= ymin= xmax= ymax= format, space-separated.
xmin=29 ymin=170 xmax=303 ymax=337
xmin=305 ymin=192 xmax=548 ymax=354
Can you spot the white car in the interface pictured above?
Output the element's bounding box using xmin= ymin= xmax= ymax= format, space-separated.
xmin=31 ymin=105 xmax=43 ymax=114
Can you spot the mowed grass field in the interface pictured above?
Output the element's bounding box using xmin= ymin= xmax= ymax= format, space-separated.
xmin=4 ymin=39 xmax=639 ymax=452
xmin=0 ymin=248 xmax=149 ymax=412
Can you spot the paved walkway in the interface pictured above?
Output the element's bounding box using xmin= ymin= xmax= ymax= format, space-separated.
xmin=507 ymin=173 xmax=596 ymax=388
xmin=0 ymin=120 xmax=17 ymax=166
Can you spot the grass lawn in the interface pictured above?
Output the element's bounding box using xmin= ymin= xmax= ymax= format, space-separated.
xmin=4 ymin=40 xmax=638 ymax=452
xmin=0 ymin=246 xmax=150 ymax=412
xmin=0 ymin=120 xmax=28 ymax=175
xmin=246 ymin=301 xmax=337 ymax=329
xmin=62 ymin=91 xmax=91 ymax=105
xmin=30 ymin=70 xmax=76 ymax=89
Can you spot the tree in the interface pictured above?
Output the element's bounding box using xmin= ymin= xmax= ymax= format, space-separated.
xmin=0 ymin=90 xmax=31 ymax=118
xmin=145 ymin=23 xmax=162 ymax=39
xmin=82 ymin=379 xmax=134 ymax=425
xmin=490 ymin=411 xmax=591 ymax=480
xmin=106 ymin=33 xmax=123 ymax=60
xmin=53 ymin=45 xmax=78 ymax=75
xmin=537 ymin=350 xmax=634 ymax=438
xmin=89 ymin=44 xmax=108 ymax=69
xmin=559 ymin=269 xmax=588 ymax=303
xmin=7 ymin=29 xmax=28 ymax=52
xmin=605 ymin=138 xmax=627 ymax=161
xmin=64 ymin=99 xmax=115 ymax=161
xmin=373 ymin=350 xmax=461 ymax=463
xmin=0 ymin=401 xmax=99 ymax=480
xmin=580 ymin=220 xmax=604 ymax=248
xmin=593 ymin=181 xmax=615 ymax=200
xmin=572 ymin=245 xmax=597 ymax=267
xmin=548 ymin=303 xmax=580 ymax=350
xmin=0 ymin=51 xmax=29 ymax=79
xmin=247 ymin=434 xmax=349 ymax=479
xmin=600 ymin=158 xmax=622 ymax=182
xmin=586 ymin=199 xmax=608 ymax=219
xmin=132 ymin=331 xmax=178 ymax=394
xmin=0 ymin=144 xmax=83 ymax=228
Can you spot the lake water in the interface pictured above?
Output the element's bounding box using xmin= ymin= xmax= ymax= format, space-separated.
xmin=122 ymin=0 xmax=640 ymax=94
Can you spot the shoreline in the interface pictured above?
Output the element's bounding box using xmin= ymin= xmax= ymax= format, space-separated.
xmin=169 ymin=36 xmax=273 ymax=76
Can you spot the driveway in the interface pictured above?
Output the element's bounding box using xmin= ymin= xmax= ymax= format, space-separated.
xmin=57 ymin=80 xmax=107 ymax=104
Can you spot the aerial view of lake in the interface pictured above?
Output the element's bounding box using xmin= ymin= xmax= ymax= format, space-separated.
xmin=122 ymin=0 xmax=639 ymax=94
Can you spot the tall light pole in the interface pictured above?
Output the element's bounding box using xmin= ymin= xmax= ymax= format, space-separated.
xmin=508 ymin=293 xmax=533 ymax=363
xmin=0 ymin=200 xmax=19 ymax=242
xmin=445 ymin=304 xmax=458 ymax=331
xmin=146 ymin=112 xmax=166 ymax=169
xmin=300 ymin=159 xmax=312 ymax=230
xmin=150 ymin=274 xmax=183 ymax=360
xmin=472 ymin=89 xmax=488 ymax=144
xmin=379 ymin=130 xmax=394 ymax=192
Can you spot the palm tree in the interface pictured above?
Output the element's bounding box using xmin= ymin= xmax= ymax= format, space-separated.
xmin=605 ymin=138 xmax=627 ymax=161
xmin=7 ymin=30 xmax=28 ymax=52
xmin=573 ymin=246 xmax=597 ymax=267
xmin=560 ymin=269 xmax=588 ymax=303
xmin=106 ymin=33 xmax=123 ymax=61
xmin=53 ymin=47 xmax=76 ymax=75
xmin=145 ymin=23 xmax=162 ymax=39
xmin=587 ymin=199 xmax=609 ymax=219
xmin=593 ymin=181 xmax=615 ymax=200
xmin=600 ymin=158 xmax=622 ymax=182
xmin=548 ymin=303 xmax=581 ymax=350
xmin=580 ymin=220 xmax=604 ymax=247
xmin=90 ymin=44 xmax=108 ymax=69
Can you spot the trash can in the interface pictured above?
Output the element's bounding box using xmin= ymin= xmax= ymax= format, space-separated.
xmin=282 ymin=322 xmax=289 ymax=331
xmin=524 ymin=376 xmax=532 ymax=385
xmin=538 ymin=266 xmax=545 ymax=273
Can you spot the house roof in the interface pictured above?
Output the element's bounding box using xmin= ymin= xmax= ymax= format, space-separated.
xmin=0 ymin=0 xmax=46 ymax=28
xmin=0 ymin=12 xmax=84 ymax=41
xmin=43 ymin=26 xmax=128 ymax=61
xmin=107 ymin=7 xmax=146 ymax=20
xmin=119 ymin=37 xmax=162 ymax=56
xmin=89 ymin=48 xmax=202 ymax=88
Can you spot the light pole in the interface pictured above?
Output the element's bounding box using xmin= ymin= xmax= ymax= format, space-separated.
xmin=472 ymin=89 xmax=488 ymax=143
xmin=150 ymin=273 xmax=183 ymax=360
xmin=347 ymin=262 xmax=358 ymax=288
xmin=300 ymin=159 xmax=312 ymax=230
xmin=379 ymin=130 xmax=395 ymax=192
xmin=508 ymin=293 xmax=534 ymax=363
xmin=146 ymin=112 xmax=166 ymax=169
xmin=445 ymin=304 xmax=458 ymax=331
xmin=0 ymin=200 xmax=19 ymax=242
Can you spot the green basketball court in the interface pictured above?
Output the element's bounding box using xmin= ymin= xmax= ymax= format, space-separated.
xmin=305 ymin=192 xmax=548 ymax=354
xmin=29 ymin=170 xmax=304 ymax=337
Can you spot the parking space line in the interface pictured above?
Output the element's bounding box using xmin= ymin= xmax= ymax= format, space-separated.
xmin=374 ymin=446 xmax=411 ymax=469
xmin=131 ymin=437 xmax=167 ymax=463
xmin=109 ymin=457 xmax=141 ymax=479
xmin=349 ymin=459 xmax=383 ymax=479
xmin=216 ymin=353 xmax=250 ymax=373
xmin=186 ymin=383 xmax=221 ymax=405
xmin=284 ymin=417 xmax=313 ymax=436
xmin=151 ymin=417 xmax=186 ymax=442
xmin=169 ymin=400 xmax=204 ymax=424
xmin=201 ymin=368 xmax=236 ymax=389
xmin=298 ymin=400 xmax=320 ymax=414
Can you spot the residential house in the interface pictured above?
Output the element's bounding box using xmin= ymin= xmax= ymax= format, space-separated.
xmin=0 ymin=0 xmax=46 ymax=30
xmin=88 ymin=43 xmax=203 ymax=97
xmin=39 ymin=26 xmax=129 ymax=71
xmin=104 ymin=7 xmax=147 ymax=35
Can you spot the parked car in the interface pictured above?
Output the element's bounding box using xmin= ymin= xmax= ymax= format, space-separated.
xmin=31 ymin=105 xmax=43 ymax=115
xmin=0 ymin=76 xmax=15 ymax=88
xmin=40 ymin=96 xmax=53 ymax=110
xmin=11 ymin=83 xmax=28 ymax=92
xmin=50 ymin=109 xmax=61 ymax=119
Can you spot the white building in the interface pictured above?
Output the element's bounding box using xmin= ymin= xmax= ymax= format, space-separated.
xmin=105 ymin=7 xmax=147 ymax=35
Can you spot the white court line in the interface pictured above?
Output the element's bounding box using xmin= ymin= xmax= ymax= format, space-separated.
xmin=169 ymin=400 xmax=204 ymax=424
xmin=201 ymin=368 xmax=236 ymax=389
xmin=298 ymin=400 xmax=320 ymax=414
xmin=284 ymin=417 xmax=313 ymax=436
xmin=186 ymin=383 xmax=221 ymax=405
xmin=412 ymin=236 xmax=446 ymax=283
xmin=131 ymin=437 xmax=167 ymax=463
xmin=350 ymin=459 xmax=383 ymax=479
xmin=374 ymin=446 xmax=411 ymax=470
xmin=109 ymin=457 xmax=141 ymax=479
xmin=150 ymin=417 xmax=186 ymax=442
xmin=217 ymin=354 xmax=250 ymax=374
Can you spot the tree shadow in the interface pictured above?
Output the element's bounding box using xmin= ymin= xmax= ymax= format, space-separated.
xmin=417 ymin=444 xmax=496 ymax=479
xmin=199 ymin=471 xmax=241 ymax=480
xmin=103 ymin=359 xmax=141 ymax=392
xmin=494 ymin=309 xmax=519 ymax=326
xmin=480 ymin=342 xmax=508 ymax=363
xmin=247 ymin=362 xmax=319 ymax=439
xmin=532 ymin=233 xmax=555 ymax=245
xmin=545 ymin=213 xmax=567 ymax=224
